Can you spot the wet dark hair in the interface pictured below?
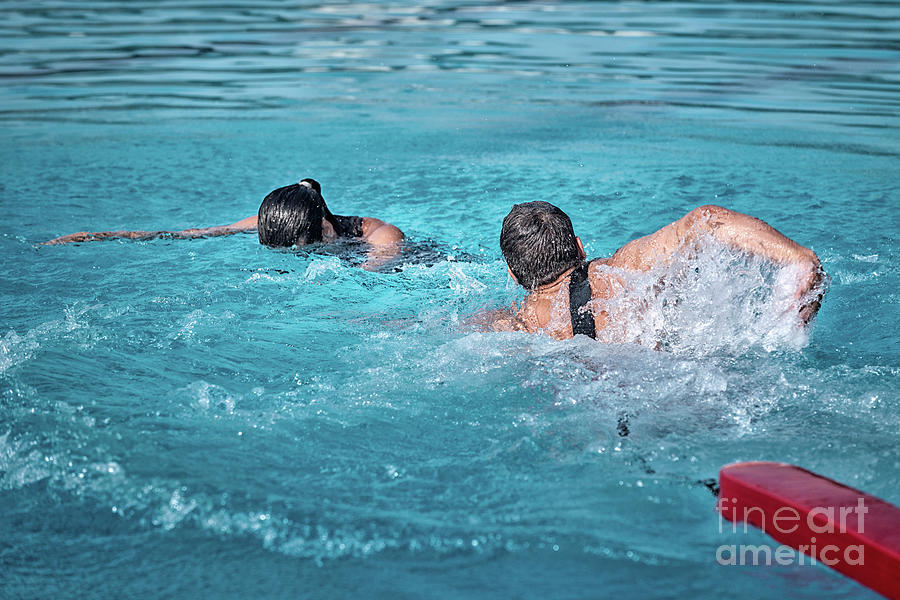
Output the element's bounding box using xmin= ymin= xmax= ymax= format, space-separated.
xmin=300 ymin=178 xmax=321 ymax=196
xmin=304 ymin=178 xmax=341 ymax=233
xmin=257 ymin=181 xmax=326 ymax=247
xmin=500 ymin=201 xmax=582 ymax=290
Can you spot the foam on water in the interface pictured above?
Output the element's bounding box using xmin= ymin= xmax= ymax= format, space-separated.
xmin=594 ymin=237 xmax=821 ymax=354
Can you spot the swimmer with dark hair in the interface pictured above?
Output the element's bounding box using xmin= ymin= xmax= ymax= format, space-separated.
xmin=479 ymin=203 xmax=825 ymax=341
xmin=45 ymin=178 xmax=405 ymax=268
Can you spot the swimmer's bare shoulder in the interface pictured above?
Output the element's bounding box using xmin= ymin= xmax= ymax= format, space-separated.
xmin=361 ymin=217 xmax=404 ymax=245
xmin=358 ymin=217 xmax=405 ymax=271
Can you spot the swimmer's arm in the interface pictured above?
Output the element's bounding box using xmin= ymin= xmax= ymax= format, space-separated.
xmin=610 ymin=205 xmax=820 ymax=270
xmin=43 ymin=216 xmax=258 ymax=245
xmin=43 ymin=230 xmax=167 ymax=244
xmin=175 ymin=216 xmax=258 ymax=238
xmin=608 ymin=205 xmax=824 ymax=320
xmin=688 ymin=206 xmax=825 ymax=321
xmin=224 ymin=215 xmax=258 ymax=230
xmin=360 ymin=217 xmax=405 ymax=271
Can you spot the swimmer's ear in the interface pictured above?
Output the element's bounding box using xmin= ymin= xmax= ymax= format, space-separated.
xmin=576 ymin=237 xmax=586 ymax=260
xmin=507 ymin=266 xmax=519 ymax=285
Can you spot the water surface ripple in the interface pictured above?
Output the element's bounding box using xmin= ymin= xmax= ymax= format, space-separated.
xmin=1 ymin=1 xmax=898 ymax=129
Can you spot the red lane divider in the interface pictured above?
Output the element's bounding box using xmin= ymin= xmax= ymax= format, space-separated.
xmin=718 ymin=462 xmax=900 ymax=599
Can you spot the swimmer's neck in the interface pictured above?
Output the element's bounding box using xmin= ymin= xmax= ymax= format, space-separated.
xmin=527 ymin=266 xmax=578 ymax=300
xmin=515 ymin=264 xmax=589 ymax=339
xmin=516 ymin=258 xmax=613 ymax=337
xmin=523 ymin=256 xmax=611 ymax=302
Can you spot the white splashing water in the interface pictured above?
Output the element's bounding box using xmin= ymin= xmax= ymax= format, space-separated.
xmin=591 ymin=236 xmax=825 ymax=355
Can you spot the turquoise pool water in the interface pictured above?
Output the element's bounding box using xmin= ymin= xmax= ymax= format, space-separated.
xmin=1 ymin=2 xmax=898 ymax=598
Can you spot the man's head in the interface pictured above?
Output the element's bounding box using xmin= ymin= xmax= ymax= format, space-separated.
xmin=500 ymin=201 xmax=584 ymax=290
xmin=257 ymin=180 xmax=329 ymax=247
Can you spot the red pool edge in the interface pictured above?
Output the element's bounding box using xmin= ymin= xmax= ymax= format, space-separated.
xmin=718 ymin=461 xmax=900 ymax=599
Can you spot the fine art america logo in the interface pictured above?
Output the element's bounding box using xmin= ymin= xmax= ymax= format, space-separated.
xmin=715 ymin=496 xmax=868 ymax=566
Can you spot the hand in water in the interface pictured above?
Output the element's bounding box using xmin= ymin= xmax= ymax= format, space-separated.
xmin=774 ymin=257 xmax=825 ymax=325
xmin=794 ymin=258 xmax=826 ymax=324
xmin=44 ymin=230 xmax=174 ymax=244
xmin=44 ymin=231 xmax=105 ymax=244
